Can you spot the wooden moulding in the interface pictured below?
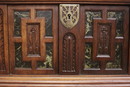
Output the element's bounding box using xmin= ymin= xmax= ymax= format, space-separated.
xmin=0 ymin=75 xmax=130 ymax=87
xmin=0 ymin=0 xmax=130 ymax=2
xmin=0 ymin=0 xmax=130 ymax=4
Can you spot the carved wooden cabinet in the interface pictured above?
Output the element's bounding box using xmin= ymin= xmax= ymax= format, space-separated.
xmin=0 ymin=0 xmax=130 ymax=87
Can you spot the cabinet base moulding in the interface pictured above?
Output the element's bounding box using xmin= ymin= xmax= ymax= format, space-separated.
xmin=0 ymin=75 xmax=130 ymax=87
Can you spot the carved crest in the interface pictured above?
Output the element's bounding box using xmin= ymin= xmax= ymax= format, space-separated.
xmin=60 ymin=4 xmax=79 ymax=29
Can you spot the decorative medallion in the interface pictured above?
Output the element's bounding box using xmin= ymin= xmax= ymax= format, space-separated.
xmin=60 ymin=4 xmax=79 ymax=29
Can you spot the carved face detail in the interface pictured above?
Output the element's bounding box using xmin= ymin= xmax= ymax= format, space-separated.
xmin=60 ymin=4 xmax=79 ymax=29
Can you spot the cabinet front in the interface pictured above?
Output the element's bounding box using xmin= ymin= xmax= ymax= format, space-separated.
xmin=6 ymin=5 xmax=129 ymax=75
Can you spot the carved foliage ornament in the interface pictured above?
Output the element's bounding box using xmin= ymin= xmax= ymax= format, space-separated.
xmin=60 ymin=4 xmax=79 ymax=29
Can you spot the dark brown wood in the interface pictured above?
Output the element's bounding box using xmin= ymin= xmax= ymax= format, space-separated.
xmin=0 ymin=0 xmax=130 ymax=2
xmin=8 ymin=5 xmax=58 ymax=74
xmin=80 ymin=6 xmax=129 ymax=74
xmin=93 ymin=19 xmax=116 ymax=61
xmin=0 ymin=0 xmax=130 ymax=5
xmin=59 ymin=5 xmax=80 ymax=74
xmin=128 ymin=7 xmax=130 ymax=75
xmin=0 ymin=0 xmax=129 ymax=86
xmin=0 ymin=5 xmax=9 ymax=74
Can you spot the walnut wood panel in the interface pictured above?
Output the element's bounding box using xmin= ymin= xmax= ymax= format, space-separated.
xmin=59 ymin=4 xmax=80 ymax=74
xmin=93 ymin=20 xmax=116 ymax=61
xmin=0 ymin=5 xmax=9 ymax=74
xmin=80 ymin=6 xmax=129 ymax=74
xmin=62 ymin=33 xmax=76 ymax=73
xmin=22 ymin=18 xmax=45 ymax=61
xmin=8 ymin=5 xmax=58 ymax=74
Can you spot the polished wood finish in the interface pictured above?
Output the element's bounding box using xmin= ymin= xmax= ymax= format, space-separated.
xmin=0 ymin=5 xmax=9 ymax=74
xmin=0 ymin=0 xmax=130 ymax=1
xmin=0 ymin=0 xmax=130 ymax=5
xmin=80 ymin=6 xmax=129 ymax=74
xmin=59 ymin=5 xmax=80 ymax=74
xmin=8 ymin=5 xmax=58 ymax=74
xmin=0 ymin=0 xmax=129 ymax=86
xmin=0 ymin=75 xmax=130 ymax=87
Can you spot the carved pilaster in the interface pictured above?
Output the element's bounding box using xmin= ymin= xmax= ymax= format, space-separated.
xmin=0 ymin=8 xmax=5 ymax=71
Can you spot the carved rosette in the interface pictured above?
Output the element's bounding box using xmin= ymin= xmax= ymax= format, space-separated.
xmin=60 ymin=4 xmax=79 ymax=29
xmin=0 ymin=9 xmax=5 ymax=70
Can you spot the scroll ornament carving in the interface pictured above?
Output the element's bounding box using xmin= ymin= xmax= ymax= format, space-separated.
xmin=60 ymin=4 xmax=79 ymax=29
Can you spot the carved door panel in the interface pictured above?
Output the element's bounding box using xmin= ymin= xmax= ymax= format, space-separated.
xmin=80 ymin=6 xmax=129 ymax=74
xmin=8 ymin=5 xmax=58 ymax=74
xmin=8 ymin=5 xmax=129 ymax=75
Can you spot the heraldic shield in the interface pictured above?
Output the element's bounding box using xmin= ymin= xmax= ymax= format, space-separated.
xmin=60 ymin=4 xmax=79 ymax=29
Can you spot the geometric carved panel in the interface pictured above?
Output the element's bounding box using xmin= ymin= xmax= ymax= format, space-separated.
xmin=22 ymin=18 xmax=45 ymax=62
xmin=82 ymin=6 xmax=129 ymax=74
xmin=93 ymin=20 xmax=116 ymax=60
xmin=62 ymin=33 xmax=76 ymax=72
xmin=9 ymin=6 xmax=58 ymax=74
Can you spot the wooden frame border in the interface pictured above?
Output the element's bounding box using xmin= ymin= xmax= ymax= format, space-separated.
xmin=0 ymin=75 xmax=130 ymax=87
xmin=0 ymin=0 xmax=130 ymax=5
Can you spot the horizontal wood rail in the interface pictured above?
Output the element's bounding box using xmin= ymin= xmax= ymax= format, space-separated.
xmin=0 ymin=0 xmax=130 ymax=5
xmin=0 ymin=75 xmax=130 ymax=87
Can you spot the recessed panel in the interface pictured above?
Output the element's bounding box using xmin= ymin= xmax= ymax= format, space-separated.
xmin=106 ymin=43 xmax=122 ymax=69
xmin=37 ymin=43 xmax=53 ymax=69
xmin=15 ymin=43 xmax=31 ymax=68
xmin=84 ymin=43 xmax=100 ymax=70
xmin=107 ymin=11 xmax=123 ymax=37
xmin=85 ymin=11 xmax=102 ymax=36
xmin=36 ymin=10 xmax=52 ymax=36
xmin=14 ymin=11 xmax=30 ymax=36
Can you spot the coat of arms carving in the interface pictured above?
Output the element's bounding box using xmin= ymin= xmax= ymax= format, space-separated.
xmin=60 ymin=4 xmax=79 ymax=29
